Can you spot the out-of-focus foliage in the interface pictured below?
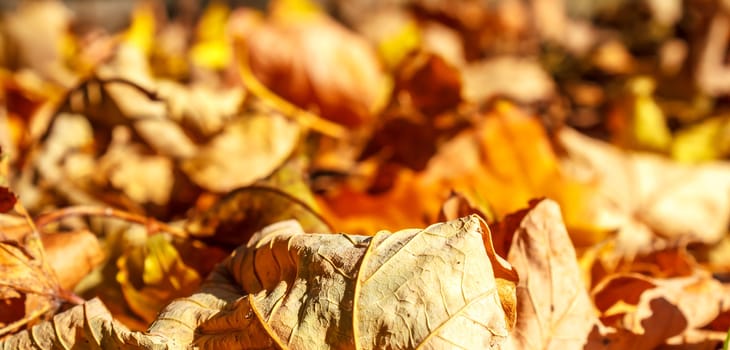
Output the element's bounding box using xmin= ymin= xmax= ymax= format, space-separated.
xmin=1 ymin=0 xmax=730 ymax=348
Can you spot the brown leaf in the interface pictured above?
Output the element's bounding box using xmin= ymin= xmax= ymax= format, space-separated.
xmin=590 ymin=272 xmax=730 ymax=349
xmin=0 ymin=187 xmax=16 ymax=213
xmin=41 ymin=230 xmax=104 ymax=291
xmin=496 ymin=199 xmax=598 ymax=350
xmin=394 ymin=52 xmax=462 ymax=116
xmin=241 ymin=6 xmax=388 ymax=127
xmin=0 ymin=221 xmax=61 ymax=336
xmin=186 ymin=185 xmax=331 ymax=247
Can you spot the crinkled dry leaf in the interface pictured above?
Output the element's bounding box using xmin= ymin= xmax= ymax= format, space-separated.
xmin=186 ymin=185 xmax=331 ymax=247
xmin=186 ymin=186 xmax=332 ymax=247
xmin=591 ymin=272 xmax=730 ymax=349
xmin=0 ymin=211 xmax=62 ymax=337
xmin=1 ymin=216 xmax=518 ymax=349
xmin=496 ymin=199 xmax=598 ymax=350
xmin=0 ymin=298 xmax=170 ymax=349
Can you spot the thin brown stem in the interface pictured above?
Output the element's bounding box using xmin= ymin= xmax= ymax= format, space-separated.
xmin=34 ymin=205 xmax=188 ymax=239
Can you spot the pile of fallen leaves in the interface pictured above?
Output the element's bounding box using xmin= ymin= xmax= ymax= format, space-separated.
xmin=1 ymin=0 xmax=730 ymax=348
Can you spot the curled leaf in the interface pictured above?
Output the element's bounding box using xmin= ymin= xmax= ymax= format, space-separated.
xmin=181 ymin=112 xmax=301 ymax=192
xmin=1 ymin=216 xmax=518 ymax=349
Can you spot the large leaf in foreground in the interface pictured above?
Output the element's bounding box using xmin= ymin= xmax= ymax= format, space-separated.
xmin=0 ymin=216 xmax=517 ymax=349
xmin=496 ymin=199 xmax=598 ymax=350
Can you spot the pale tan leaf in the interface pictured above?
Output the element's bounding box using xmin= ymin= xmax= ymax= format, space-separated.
xmin=181 ymin=112 xmax=301 ymax=192
xmin=0 ymin=298 xmax=172 ymax=349
xmin=558 ymin=128 xmax=730 ymax=249
xmin=159 ymin=216 xmax=517 ymax=349
xmin=3 ymin=217 xmax=517 ymax=349
xmin=461 ymin=57 xmax=555 ymax=104
xmin=498 ymin=199 xmax=598 ymax=350
xmin=354 ymin=215 xmax=515 ymax=349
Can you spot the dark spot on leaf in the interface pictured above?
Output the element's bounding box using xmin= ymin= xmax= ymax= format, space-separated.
xmin=0 ymin=187 xmax=17 ymax=213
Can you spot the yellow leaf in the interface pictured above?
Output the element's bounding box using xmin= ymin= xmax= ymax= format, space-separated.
xmin=123 ymin=3 xmax=156 ymax=54
xmin=633 ymin=96 xmax=672 ymax=151
xmin=270 ymin=0 xmax=323 ymax=22
xmin=189 ymin=1 xmax=232 ymax=69
xmin=671 ymin=116 xmax=730 ymax=162
xmin=377 ymin=20 xmax=421 ymax=68
xmin=630 ymin=77 xmax=672 ymax=151
xmin=117 ymin=234 xmax=201 ymax=323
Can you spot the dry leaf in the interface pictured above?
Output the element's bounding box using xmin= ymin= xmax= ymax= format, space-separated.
xmin=2 ymin=0 xmax=77 ymax=87
xmin=178 ymin=216 xmax=517 ymax=349
xmin=591 ymin=272 xmax=730 ymax=349
xmin=240 ymin=1 xmax=388 ymax=126
xmin=0 ymin=212 xmax=62 ymax=337
xmin=42 ymin=230 xmax=104 ymax=291
xmin=116 ymin=234 xmax=202 ymax=323
xmin=0 ymin=298 xmax=170 ymax=348
xmin=186 ymin=185 xmax=331 ymax=247
xmin=181 ymin=111 xmax=301 ymax=192
xmin=496 ymin=199 xmax=598 ymax=350
xmin=1 ymin=216 xmax=517 ymax=349
xmin=394 ymin=52 xmax=462 ymax=116
xmin=461 ymin=57 xmax=555 ymax=104
xmin=558 ymin=127 xmax=730 ymax=248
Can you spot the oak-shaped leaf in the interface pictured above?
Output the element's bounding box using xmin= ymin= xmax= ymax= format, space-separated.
xmin=590 ymin=272 xmax=730 ymax=349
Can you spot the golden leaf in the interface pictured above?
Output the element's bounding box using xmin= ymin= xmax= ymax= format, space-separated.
xmin=116 ymin=234 xmax=201 ymax=323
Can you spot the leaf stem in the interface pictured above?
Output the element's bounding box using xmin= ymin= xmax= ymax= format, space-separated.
xmin=34 ymin=205 xmax=188 ymax=239
xmin=236 ymin=42 xmax=347 ymax=139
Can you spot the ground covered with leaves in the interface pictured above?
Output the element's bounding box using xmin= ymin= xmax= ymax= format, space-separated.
xmin=1 ymin=0 xmax=730 ymax=348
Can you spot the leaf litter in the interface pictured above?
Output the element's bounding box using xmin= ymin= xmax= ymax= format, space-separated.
xmin=1 ymin=0 xmax=730 ymax=348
